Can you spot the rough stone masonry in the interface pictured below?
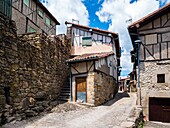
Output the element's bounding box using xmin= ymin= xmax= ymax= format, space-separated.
xmin=0 ymin=12 xmax=71 ymax=125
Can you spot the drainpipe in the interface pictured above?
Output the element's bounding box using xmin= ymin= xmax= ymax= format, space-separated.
xmin=138 ymin=42 xmax=141 ymax=106
xmin=69 ymin=64 xmax=73 ymax=101
xmin=135 ymin=39 xmax=142 ymax=106
xmin=117 ymin=66 xmax=119 ymax=93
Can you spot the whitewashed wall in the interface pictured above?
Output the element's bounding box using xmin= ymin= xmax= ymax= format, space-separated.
xmin=71 ymin=27 xmax=116 ymax=56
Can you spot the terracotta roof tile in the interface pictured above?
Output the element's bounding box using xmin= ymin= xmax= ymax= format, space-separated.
xmin=67 ymin=52 xmax=114 ymax=63
xmin=129 ymin=2 xmax=170 ymax=28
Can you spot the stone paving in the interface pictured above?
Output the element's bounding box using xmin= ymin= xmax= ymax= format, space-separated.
xmin=2 ymin=92 xmax=138 ymax=128
xmin=144 ymin=121 xmax=170 ymax=128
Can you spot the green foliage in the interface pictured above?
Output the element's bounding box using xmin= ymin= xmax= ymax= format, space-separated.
xmin=137 ymin=120 xmax=144 ymax=128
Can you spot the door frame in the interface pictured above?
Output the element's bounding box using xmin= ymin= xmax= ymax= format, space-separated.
xmin=75 ymin=77 xmax=87 ymax=102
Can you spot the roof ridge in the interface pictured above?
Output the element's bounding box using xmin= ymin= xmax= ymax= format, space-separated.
xmin=65 ymin=21 xmax=118 ymax=35
xmin=67 ymin=51 xmax=115 ymax=63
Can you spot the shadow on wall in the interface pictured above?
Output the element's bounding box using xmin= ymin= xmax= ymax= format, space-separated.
xmin=103 ymin=92 xmax=130 ymax=106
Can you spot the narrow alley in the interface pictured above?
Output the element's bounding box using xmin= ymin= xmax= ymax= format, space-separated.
xmin=2 ymin=92 xmax=138 ymax=128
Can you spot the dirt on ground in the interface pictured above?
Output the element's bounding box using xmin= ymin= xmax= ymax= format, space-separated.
xmin=2 ymin=92 xmax=138 ymax=128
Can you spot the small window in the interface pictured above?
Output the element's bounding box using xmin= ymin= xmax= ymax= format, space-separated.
xmin=29 ymin=27 xmax=36 ymax=33
xmin=38 ymin=10 xmax=43 ymax=18
xmin=157 ymin=74 xmax=165 ymax=83
xmin=45 ymin=17 xmax=51 ymax=26
xmin=24 ymin=0 xmax=29 ymax=7
xmin=82 ymin=37 xmax=92 ymax=46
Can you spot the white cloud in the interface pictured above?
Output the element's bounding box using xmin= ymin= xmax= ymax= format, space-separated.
xmin=44 ymin=0 xmax=89 ymax=34
xmin=96 ymin=0 xmax=160 ymax=76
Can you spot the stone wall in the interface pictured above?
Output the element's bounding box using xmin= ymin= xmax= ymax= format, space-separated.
xmin=94 ymin=71 xmax=117 ymax=106
xmin=140 ymin=60 xmax=170 ymax=120
xmin=0 ymin=12 xmax=70 ymax=124
xmin=71 ymin=71 xmax=117 ymax=106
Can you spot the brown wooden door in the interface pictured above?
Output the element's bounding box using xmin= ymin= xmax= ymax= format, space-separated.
xmin=149 ymin=98 xmax=170 ymax=123
xmin=76 ymin=77 xmax=87 ymax=102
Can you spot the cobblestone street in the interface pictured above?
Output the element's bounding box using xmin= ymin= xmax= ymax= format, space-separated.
xmin=2 ymin=92 xmax=138 ymax=128
xmin=144 ymin=121 xmax=170 ymax=128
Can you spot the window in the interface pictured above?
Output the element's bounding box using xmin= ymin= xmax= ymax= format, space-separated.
xmin=24 ymin=0 xmax=29 ymax=7
xmin=157 ymin=74 xmax=165 ymax=83
xmin=82 ymin=37 xmax=92 ymax=46
xmin=38 ymin=10 xmax=43 ymax=18
xmin=29 ymin=27 xmax=36 ymax=33
xmin=45 ymin=17 xmax=50 ymax=26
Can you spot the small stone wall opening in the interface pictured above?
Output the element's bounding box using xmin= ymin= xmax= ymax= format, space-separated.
xmin=3 ymin=87 xmax=11 ymax=105
xmin=157 ymin=74 xmax=165 ymax=83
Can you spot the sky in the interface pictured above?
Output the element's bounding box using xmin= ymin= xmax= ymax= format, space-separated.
xmin=40 ymin=0 xmax=170 ymax=77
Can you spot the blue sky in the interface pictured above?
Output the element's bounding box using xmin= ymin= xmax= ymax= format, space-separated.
xmin=41 ymin=0 xmax=170 ymax=77
xmin=83 ymin=0 xmax=168 ymax=30
xmin=82 ymin=0 xmax=109 ymax=30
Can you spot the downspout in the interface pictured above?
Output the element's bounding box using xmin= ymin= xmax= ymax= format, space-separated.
xmin=135 ymin=28 xmax=142 ymax=106
xmin=138 ymin=42 xmax=141 ymax=106
xmin=69 ymin=64 xmax=73 ymax=101
xmin=117 ymin=65 xmax=119 ymax=93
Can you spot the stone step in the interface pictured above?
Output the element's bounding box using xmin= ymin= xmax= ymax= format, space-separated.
xmin=60 ymin=92 xmax=70 ymax=96
xmin=58 ymin=96 xmax=70 ymax=101
xmin=58 ymin=84 xmax=70 ymax=101
xmin=61 ymin=89 xmax=70 ymax=92
xmin=59 ymin=95 xmax=70 ymax=98
xmin=58 ymin=98 xmax=70 ymax=101
xmin=61 ymin=86 xmax=70 ymax=89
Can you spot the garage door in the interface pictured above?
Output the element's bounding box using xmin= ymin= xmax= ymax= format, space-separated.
xmin=149 ymin=98 xmax=170 ymax=123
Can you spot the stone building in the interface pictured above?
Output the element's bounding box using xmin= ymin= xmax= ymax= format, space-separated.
xmin=66 ymin=22 xmax=121 ymax=106
xmin=128 ymin=3 xmax=170 ymax=123
xmin=0 ymin=0 xmax=60 ymax=34
xmin=118 ymin=77 xmax=130 ymax=92
xmin=128 ymin=71 xmax=137 ymax=92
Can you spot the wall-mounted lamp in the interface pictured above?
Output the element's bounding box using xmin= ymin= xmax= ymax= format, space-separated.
xmin=89 ymin=28 xmax=93 ymax=36
xmin=135 ymin=40 xmax=141 ymax=50
xmin=89 ymin=28 xmax=92 ymax=32
xmin=108 ymin=33 xmax=113 ymax=37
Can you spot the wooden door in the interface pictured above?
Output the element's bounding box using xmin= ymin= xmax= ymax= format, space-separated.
xmin=149 ymin=98 xmax=170 ymax=123
xmin=76 ymin=77 xmax=87 ymax=102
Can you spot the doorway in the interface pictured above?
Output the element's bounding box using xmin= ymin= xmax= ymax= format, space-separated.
xmin=149 ymin=97 xmax=170 ymax=123
xmin=76 ymin=77 xmax=87 ymax=103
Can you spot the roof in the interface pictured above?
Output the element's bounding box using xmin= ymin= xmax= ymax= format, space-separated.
xmin=67 ymin=52 xmax=114 ymax=63
xmin=35 ymin=0 xmax=60 ymax=25
xmin=65 ymin=21 xmax=121 ymax=58
xmin=129 ymin=2 xmax=170 ymax=29
xmin=65 ymin=21 xmax=118 ymax=37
